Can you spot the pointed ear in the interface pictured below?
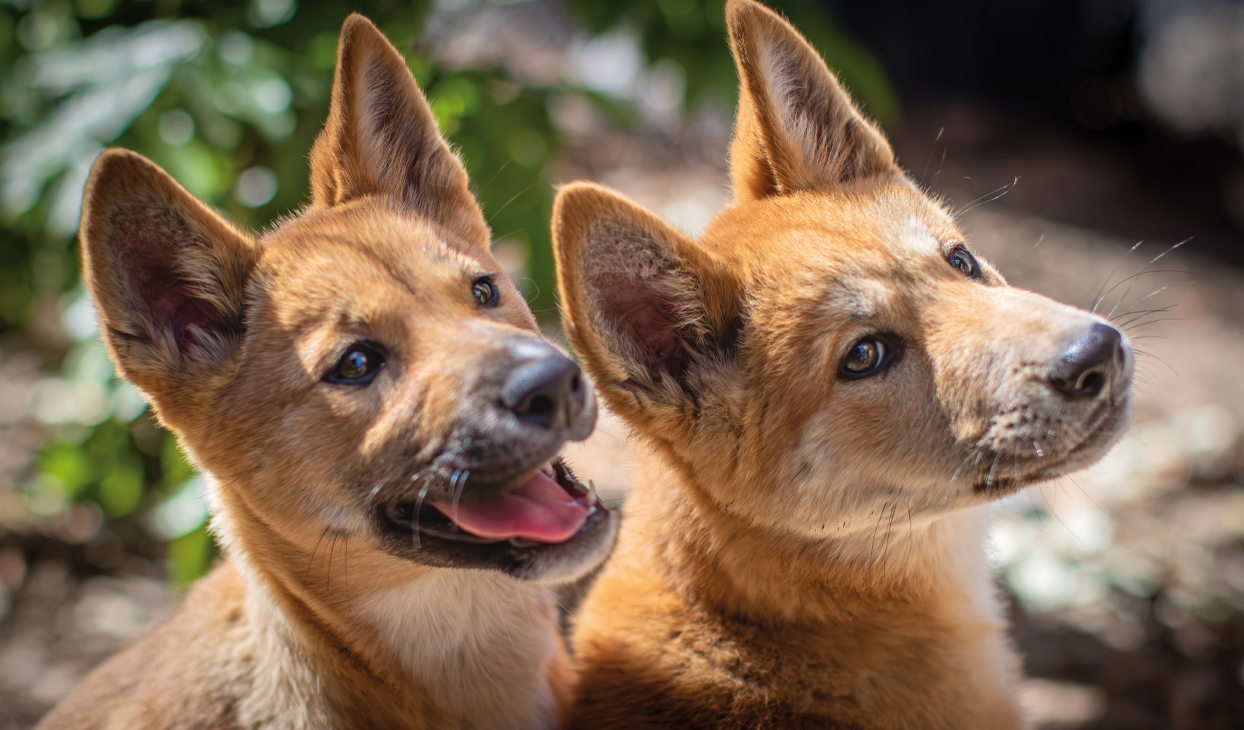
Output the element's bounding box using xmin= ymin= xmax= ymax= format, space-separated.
xmin=552 ymin=183 xmax=739 ymax=421
xmin=726 ymin=0 xmax=898 ymax=201
xmin=309 ymin=14 xmax=486 ymax=242
xmin=80 ymin=149 xmax=257 ymax=403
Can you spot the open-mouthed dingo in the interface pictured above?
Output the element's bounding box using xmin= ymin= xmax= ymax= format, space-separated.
xmin=551 ymin=1 xmax=1132 ymax=727
xmin=38 ymin=14 xmax=616 ymax=730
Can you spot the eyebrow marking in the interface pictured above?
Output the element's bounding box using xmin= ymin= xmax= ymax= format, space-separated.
xmin=315 ymin=233 xmax=480 ymax=298
xmin=824 ymin=286 xmax=876 ymax=321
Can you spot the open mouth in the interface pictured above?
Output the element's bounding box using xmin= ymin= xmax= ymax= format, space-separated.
xmin=381 ymin=458 xmax=605 ymax=549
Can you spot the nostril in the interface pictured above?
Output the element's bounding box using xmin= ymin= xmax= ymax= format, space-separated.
xmin=525 ymin=394 xmax=555 ymax=419
xmin=501 ymin=348 xmax=584 ymax=431
xmin=1077 ymin=371 xmax=1105 ymax=398
xmin=1049 ymin=323 xmax=1122 ymax=400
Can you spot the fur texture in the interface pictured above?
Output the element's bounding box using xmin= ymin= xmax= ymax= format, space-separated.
xmin=40 ymin=14 xmax=614 ymax=730
xmin=552 ymin=1 xmax=1134 ymax=728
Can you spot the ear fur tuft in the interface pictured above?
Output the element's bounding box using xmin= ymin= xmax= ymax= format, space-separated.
xmin=553 ymin=183 xmax=735 ymax=415
xmin=80 ymin=148 xmax=256 ymax=398
xmin=726 ymin=0 xmax=896 ymax=201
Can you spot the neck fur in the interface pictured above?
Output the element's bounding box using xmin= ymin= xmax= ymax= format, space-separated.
xmin=209 ymin=476 xmax=564 ymax=730
xmin=625 ymin=445 xmax=1004 ymax=631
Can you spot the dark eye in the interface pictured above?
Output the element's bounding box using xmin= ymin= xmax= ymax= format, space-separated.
xmin=947 ymin=245 xmax=980 ymax=278
xmin=839 ymin=336 xmax=899 ymax=380
xmin=472 ymin=277 xmax=498 ymax=307
xmin=326 ymin=343 xmax=385 ymax=385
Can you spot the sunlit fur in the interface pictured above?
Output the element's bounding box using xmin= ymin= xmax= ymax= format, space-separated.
xmin=39 ymin=15 xmax=604 ymax=730
xmin=553 ymin=1 xmax=1133 ymax=728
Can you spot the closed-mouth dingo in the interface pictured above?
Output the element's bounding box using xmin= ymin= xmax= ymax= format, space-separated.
xmin=38 ymin=14 xmax=616 ymax=730
xmin=552 ymin=1 xmax=1133 ymax=727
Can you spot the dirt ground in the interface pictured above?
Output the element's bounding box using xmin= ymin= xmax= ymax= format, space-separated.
xmin=4 ymin=100 xmax=1244 ymax=728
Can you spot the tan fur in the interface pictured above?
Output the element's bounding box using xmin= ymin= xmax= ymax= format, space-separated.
xmin=40 ymin=14 xmax=614 ymax=730
xmin=553 ymin=2 xmax=1134 ymax=728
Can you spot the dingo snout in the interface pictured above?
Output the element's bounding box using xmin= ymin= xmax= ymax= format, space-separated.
xmin=40 ymin=14 xmax=615 ymax=730
xmin=553 ymin=1 xmax=1133 ymax=727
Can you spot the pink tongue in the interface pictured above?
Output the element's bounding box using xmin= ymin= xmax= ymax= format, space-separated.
xmin=430 ymin=470 xmax=589 ymax=543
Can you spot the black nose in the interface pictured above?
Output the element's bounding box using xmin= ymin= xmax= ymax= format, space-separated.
xmin=1049 ymin=323 xmax=1124 ymax=399
xmin=502 ymin=350 xmax=587 ymax=430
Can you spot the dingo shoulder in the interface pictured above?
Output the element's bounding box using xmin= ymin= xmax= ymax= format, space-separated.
xmin=39 ymin=14 xmax=616 ymax=730
xmin=552 ymin=1 xmax=1132 ymax=727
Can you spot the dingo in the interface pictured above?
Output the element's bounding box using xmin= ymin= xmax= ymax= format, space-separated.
xmin=38 ymin=15 xmax=616 ymax=730
xmin=551 ymin=1 xmax=1132 ymax=727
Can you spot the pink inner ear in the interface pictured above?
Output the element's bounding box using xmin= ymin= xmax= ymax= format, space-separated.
xmin=145 ymin=277 xmax=219 ymax=352
xmin=593 ymin=271 xmax=682 ymax=375
xmin=114 ymin=209 xmax=222 ymax=353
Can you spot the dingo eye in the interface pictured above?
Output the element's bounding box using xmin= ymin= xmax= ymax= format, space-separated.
xmin=840 ymin=337 xmax=898 ymax=379
xmin=326 ymin=343 xmax=385 ymax=385
xmin=947 ymin=245 xmax=980 ymax=278
xmin=473 ymin=277 xmax=499 ymax=307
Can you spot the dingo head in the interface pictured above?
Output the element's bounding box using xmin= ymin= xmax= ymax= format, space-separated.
xmin=552 ymin=0 xmax=1132 ymax=542
xmin=80 ymin=14 xmax=615 ymax=587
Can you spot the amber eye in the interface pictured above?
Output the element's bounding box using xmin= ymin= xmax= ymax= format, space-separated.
xmin=326 ymin=343 xmax=385 ymax=385
xmin=473 ymin=277 xmax=499 ymax=307
xmin=839 ymin=336 xmax=901 ymax=380
xmin=947 ymin=245 xmax=980 ymax=278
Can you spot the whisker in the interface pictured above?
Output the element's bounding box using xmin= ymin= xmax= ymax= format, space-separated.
xmin=1099 ymin=238 xmax=1191 ymax=317
xmin=944 ymin=446 xmax=985 ymax=503
xmin=1116 ymin=286 xmax=1171 ymax=318
xmin=1062 ymin=474 xmax=1118 ymax=525
xmin=412 ymin=476 xmax=433 ymax=551
xmin=1104 ymin=247 xmax=1189 ymax=318
xmin=867 ymin=502 xmax=885 ymax=567
xmin=932 ymin=148 xmax=947 ymax=186
xmin=1042 ymin=481 xmax=1088 ymax=549
xmin=1131 ymin=348 xmax=1177 ymax=374
xmin=985 ymin=450 xmax=1002 ymax=495
xmin=486 ymin=184 xmax=534 ymax=225
xmin=921 ymin=126 xmax=944 ymax=185
xmin=1121 ymin=317 xmax=1181 ymax=332
xmin=1095 ymin=269 xmax=1192 ymax=315
xmin=1110 ymin=304 xmax=1176 ymax=328
xmin=1146 ymin=237 xmax=1191 ymax=265
xmin=305 ymin=525 xmax=331 ymax=592
xmin=879 ymin=503 xmax=899 ymax=573
xmin=997 ymin=233 xmax=1045 ymax=272
xmin=522 ymin=277 xmax=541 ymax=305
xmin=953 ymin=177 xmax=1018 ymax=219
xmin=450 ymin=470 xmax=469 ymax=533
xmin=477 ymin=158 xmax=512 ymax=198
xmin=363 ymin=480 xmax=388 ymax=512
xmin=1089 ymin=240 xmax=1144 ymax=312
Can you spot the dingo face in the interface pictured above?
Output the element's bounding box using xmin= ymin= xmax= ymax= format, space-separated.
xmin=554 ymin=0 xmax=1132 ymax=545
xmin=81 ymin=16 xmax=615 ymax=589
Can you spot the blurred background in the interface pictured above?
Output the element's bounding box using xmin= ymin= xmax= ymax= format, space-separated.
xmin=1 ymin=0 xmax=1243 ymax=727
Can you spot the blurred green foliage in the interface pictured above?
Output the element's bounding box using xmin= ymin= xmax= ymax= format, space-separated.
xmin=0 ymin=0 xmax=894 ymax=584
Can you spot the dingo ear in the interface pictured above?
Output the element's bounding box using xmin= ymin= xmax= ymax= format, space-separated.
xmin=553 ymin=183 xmax=738 ymax=422
xmin=725 ymin=0 xmax=897 ymax=202
xmin=80 ymin=149 xmax=257 ymax=406
xmin=309 ymin=14 xmax=486 ymax=243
